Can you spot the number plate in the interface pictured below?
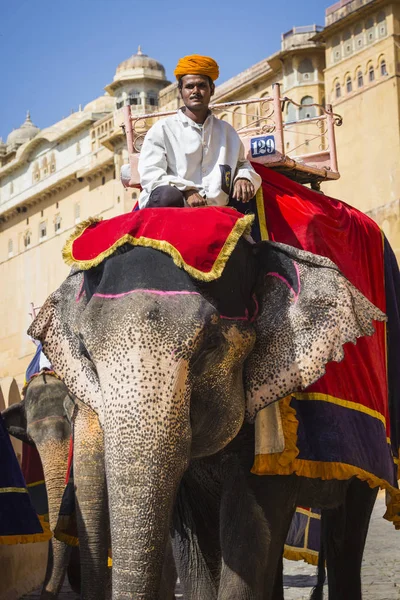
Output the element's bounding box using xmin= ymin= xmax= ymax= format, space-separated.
xmin=250 ymin=136 xmax=276 ymax=158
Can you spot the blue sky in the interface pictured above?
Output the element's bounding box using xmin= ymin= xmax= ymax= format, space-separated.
xmin=0 ymin=0 xmax=327 ymax=141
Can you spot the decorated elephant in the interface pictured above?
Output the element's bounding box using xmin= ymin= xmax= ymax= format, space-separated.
xmin=2 ymin=371 xmax=81 ymax=599
xmin=26 ymin=199 xmax=389 ymax=599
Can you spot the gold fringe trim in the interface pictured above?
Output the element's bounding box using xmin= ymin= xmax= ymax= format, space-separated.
xmin=0 ymin=487 xmax=28 ymax=494
xmin=61 ymin=216 xmax=103 ymax=267
xmin=255 ymin=186 xmax=269 ymax=241
xmin=0 ymin=515 xmax=52 ymax=545
xmin=283 ymin=545 xmax=319 ymax=566
xmin=54 ymin=531 xmax=79 ymax=547
xmin=252 ymin=396 xmax=400 ymax=529
xmin=62 ymin=213 xmax=254 ymax=282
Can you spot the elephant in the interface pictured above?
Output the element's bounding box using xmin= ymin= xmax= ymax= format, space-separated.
xmin=28 ymin=234 xmax=385 ymax=599
xmin=3 ymin=373 xmax=110 ymax=600
xmin=2 ymin=372 xmax=78 ymax=599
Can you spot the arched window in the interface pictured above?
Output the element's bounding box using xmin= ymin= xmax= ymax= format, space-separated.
xmin=76 ymin=142 xmax=81 ymax=155
xmin=299 ymin=96 xmax=316 ymax=119
xmin=380 ymin=59 xmax=388 ymax=76
xmin=219 ymin=113 xmax=228 ymax=121
xmin=10 ymin=181 xmax=14 ymax=195
xmin=128 ymin=91 xmax=141 ymax=106
xmin=54 ymin=214 xmax=62 ymax=233
xmin=346 ymin=76 xmax=352 ymax=93
xmin=298 ymin=58 xmax=314 ymax=81
xmin=369 ymin=65 xmax=375 ymax=82
xmin=233 ymin=107 xmax=242 ymax=129
xmin=8 ymin=239 xmax=13 ymax=257
xmin=24 ymin=231 xmax=31 ymax=249
xmin=335 ymin=81 xmax=341 ymax=99
xmin=357 ymin=71 xmax=363 ymax=87
xmin=286 ymin=102 xmax=297 ymax=122
xmin=42 ymin=157 xmax=48 ymax=176
xmin=39 ymin=221 xmax=47 ymax=240
xmin=49 ymin=153 xmax=56 ymax=173
xmin=260 ymin=91 xmax=271 ymax=117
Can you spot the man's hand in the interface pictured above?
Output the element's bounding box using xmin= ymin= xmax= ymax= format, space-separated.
xmin=184 ymin=189 xmax=208 ymax=207
xmin=232 ymin=178 xmax=255 ymax=203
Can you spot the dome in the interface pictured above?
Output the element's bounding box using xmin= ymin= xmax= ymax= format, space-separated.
xmin=6 ymin=111 xmax=40 ymax=147
xmin=84 ymin=94 xmax=115 ymax=113
xmin=115 ymin=46 xmax=165 ymax=77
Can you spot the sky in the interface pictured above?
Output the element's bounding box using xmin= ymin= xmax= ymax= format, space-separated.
xmin=0 ymin=0 xmax=327 ymax=141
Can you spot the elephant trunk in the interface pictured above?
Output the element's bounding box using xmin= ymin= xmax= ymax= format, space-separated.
xmin=103 ymin=356 xmax=192 ymax=600
xmin=35 ymin=435 xmax=72 ymax=599
xmin=73 ymin=400 xmax=109 ymax=600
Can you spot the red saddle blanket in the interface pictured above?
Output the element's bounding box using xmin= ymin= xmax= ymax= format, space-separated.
xmin=63 ymin=207 xmax=253 ymax=282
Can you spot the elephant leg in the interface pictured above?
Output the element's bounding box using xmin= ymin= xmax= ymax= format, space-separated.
xmin=160 ymin=538 xmax=177 ymax=600
xmin=172 ymin=462 xmax=220 ymax=600
xmin=248 ymin=474 xmax=298 ymax=600
xmin=324 ymin=478 xmax=378 ymax=600
xmin=218 ymin=456 xmax=270 ymax=600
xmin=73 ymin=400 xmax=109 ymax=600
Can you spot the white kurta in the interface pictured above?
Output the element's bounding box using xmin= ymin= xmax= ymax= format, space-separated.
xmin=138 ymin=109 xmax=261 ymax=208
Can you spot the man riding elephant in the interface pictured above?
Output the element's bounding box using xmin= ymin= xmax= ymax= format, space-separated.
xmin=136 ymin=54 xmax=261 ymax=208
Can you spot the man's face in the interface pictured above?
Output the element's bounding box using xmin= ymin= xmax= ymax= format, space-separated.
xmin=180 ymin=75 xmax=214 ymax=112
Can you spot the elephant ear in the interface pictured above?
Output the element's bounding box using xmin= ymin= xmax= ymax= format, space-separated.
xmin=2 ymin=402 xmax=33 ymax=445
xmin=244 ymin=241 xmax=386 ymax=422
xmin=28 ymin=271 xmax=104 ymax=426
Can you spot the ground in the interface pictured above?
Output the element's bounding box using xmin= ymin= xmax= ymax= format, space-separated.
xmin=22 ymin=492 xmax=399 ymax=599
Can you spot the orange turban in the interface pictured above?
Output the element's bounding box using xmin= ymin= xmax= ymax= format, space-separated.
xmin=174 ymin=55 xmax=219 ymax=81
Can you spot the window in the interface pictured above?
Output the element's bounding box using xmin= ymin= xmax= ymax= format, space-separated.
xmin=357 ymin=71 xmax=364 ymax=87
xmin=102 ymin=176 xmax=106 ymax=185
xmin=91 ymin=131 xmax=96 ymax=139
xmin=75 ymin=203 xmax=81 ymax=224
xmin=366 ymin=18 xmax=375 ymax=43
xmin=50 ymin=153 xmax=56 ymax=173
xmin=343 ymin=31 xmax=352 ymax=56
xmin=219 ymin=113 xmax=228 ymax=121
xmin=346 ymin=76 xmax=352 ymax=93
xmin=24 ymin=231 xmax=31 ymax=249
xmin=54 ymin=214 xmax=61 ymax=233
xmin=128 ymin=91 xmax=140 ymax=106
xmin=369 ymin=66 xmax=375 ymax=82
xmin=76 ymin=142 xmax=81 ymax=155
xmin=32 ymin=162 xmax=40 ymax=183
xmin=332 ymin=36 xmax=341 ymax=62
xmin=116 ymin=100 xmax=124 ymax=110
xmin=298 ymin=58 xmax=314 ymax=81
xmin=354 ymin=23 xmax=363 ymax=49
xmin=377 ymin=11 xmax=387 ymax=37
xmin=39 ymin=221 xmax=47 ymax=240
xmin=147 ymin=91 xmax=158 ymax=107
xmin=42 ymin=157 xmax=48 ymax=176
xmin=299 ymin=96 xmax=316 ymax=119
xmin=10 ymin=181 xmax=14 ymax=195
xmin=8 ymin=239 xmax=13 ymax=258
xmin=335 ymin=82 xmax=341 ymax=99
xmin=380 ymin=60 xmax=388 ymax=76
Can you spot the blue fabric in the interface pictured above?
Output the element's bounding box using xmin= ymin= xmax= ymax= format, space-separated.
xmin=0 ymin=414 xmax=43 ymax=537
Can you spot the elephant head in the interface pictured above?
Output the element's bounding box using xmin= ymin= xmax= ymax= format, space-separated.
xmin=28 ymin=238 xmax=385 ymax=599
xmin=2 ymin=372 xmax=74 ymax=599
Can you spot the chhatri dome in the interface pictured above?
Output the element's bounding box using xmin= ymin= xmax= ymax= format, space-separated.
xmin=115 ymin=46 xmax=166 ymax=78
xmin=6 ymin=111 xmax=40 ymax=148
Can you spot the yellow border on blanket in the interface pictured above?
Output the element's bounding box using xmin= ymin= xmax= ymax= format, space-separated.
xmin=62 ymin=213 xmax=254 ymax=282
xmin=284 ymin=545 xmax=319 ymax=566
xmin=256 ymin=187 xmax=269 ymax=241
xmin=0 ymin=514 xmax=52 ymax=545
xmin=252 ymin=396 xmax=400 ymax=529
